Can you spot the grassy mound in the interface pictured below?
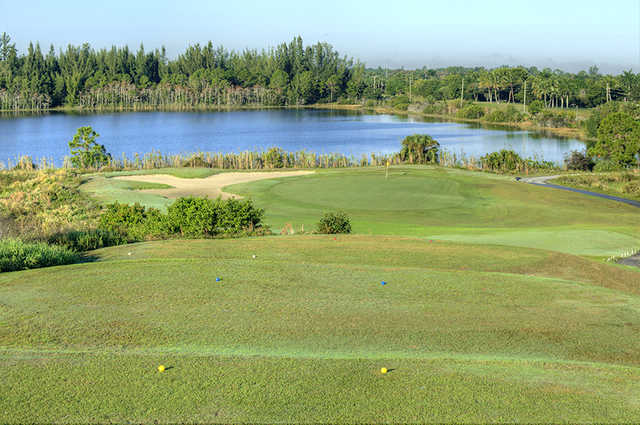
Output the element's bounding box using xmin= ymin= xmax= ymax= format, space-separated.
xmin=1 ymin=236 xmax=639 ymax=422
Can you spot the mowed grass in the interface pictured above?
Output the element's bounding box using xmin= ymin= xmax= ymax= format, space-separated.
xmin=1 ymin=236 xmax=640 ymax=422
xmin=226 ymin=167 xmax=640 ymax=255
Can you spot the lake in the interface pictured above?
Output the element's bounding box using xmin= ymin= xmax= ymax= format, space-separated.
xmin=0 ymin=109 xmax=584 ymax=166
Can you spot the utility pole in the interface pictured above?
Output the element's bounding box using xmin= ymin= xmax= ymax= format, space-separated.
xmin=409 ymin=74 xmax=412 ymax=103
xmin=523 ymin=79 xmax=527 ymax=113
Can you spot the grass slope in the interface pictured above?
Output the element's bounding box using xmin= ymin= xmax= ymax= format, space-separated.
xmin=1 ymin=236 xmax=639 ymax=422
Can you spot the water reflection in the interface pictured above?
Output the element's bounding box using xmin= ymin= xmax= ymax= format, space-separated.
xmin=0 ymin=109 xmax=584 ymax=166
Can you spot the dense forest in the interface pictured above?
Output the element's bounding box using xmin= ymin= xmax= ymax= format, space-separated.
xmin=0 ymin=32 xmax=639 ymax=111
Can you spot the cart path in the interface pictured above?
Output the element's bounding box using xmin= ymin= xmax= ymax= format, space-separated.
xmin=518 ymin=175 xmax=640 ymax=208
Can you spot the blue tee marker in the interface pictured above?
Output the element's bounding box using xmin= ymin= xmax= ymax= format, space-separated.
xmin=381 ymin=281 xmax=387 ymax=286
xmin=216 ymin=277 xmax=222 ymax=282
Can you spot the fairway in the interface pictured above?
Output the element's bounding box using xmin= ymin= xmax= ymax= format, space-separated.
xmin=1 ymin=236 xmax=640 ymax=422
xmin=224 ymin=167 xmax=640 ymax=255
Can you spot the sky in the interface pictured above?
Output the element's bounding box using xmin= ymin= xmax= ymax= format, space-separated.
xmin=1 ymin=0 xmax=639 ymax=73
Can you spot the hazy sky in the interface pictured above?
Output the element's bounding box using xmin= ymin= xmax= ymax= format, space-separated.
xmin=2 ymin=0 xmax=639 ymax=73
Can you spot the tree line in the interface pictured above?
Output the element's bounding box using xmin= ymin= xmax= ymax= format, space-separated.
xmin=0 ymin=32 xmax=638 ymax=111
xmin=0 ymin=34 xmax=361 ymax=110
xmin=367 ymin=66 xmax=638 ymax=109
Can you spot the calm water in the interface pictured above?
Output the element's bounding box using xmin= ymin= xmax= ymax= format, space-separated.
xmin=0 ymin=109 xmax=584 ymax=165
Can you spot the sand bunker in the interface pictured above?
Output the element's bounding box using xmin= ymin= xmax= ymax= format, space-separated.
xmin=113 ymin=171 xmax=314 ymax=200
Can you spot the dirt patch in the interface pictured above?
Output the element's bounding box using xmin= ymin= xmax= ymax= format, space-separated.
xmin=112 ymin=171 xmax=314 ymax=200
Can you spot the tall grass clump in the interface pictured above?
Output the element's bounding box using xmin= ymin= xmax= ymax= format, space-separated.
xmin=0 ymin=239 xmax=80 ymax=272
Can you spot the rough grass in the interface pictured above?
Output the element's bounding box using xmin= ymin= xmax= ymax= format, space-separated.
xmin=1 ymin=236 xmax=639 ymax=422
xmin=553 ymin=171 xmax=640 ymax=202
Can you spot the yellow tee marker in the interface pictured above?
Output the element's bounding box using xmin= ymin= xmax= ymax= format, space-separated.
xmin=157 ymin=365 xmax=165 ymax=373
xmin=380 ymin=367 xmax=388 ymax=374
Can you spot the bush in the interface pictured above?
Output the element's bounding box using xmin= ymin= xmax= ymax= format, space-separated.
xmin=485 ymin=110 xmax=508 ymax=123
xmin=215 ymin=198 xmax=265 ymax=234
xmin=564 ymin=150 xmax=594 ymax=171
xmin=593 ymin=159 xmax=623 ymax=172
xmin=484 ymin=106 xmax=524 ymax=123
xmin=399 ymin=134 xmax=440 ymax=164
xmin=422 ymin=102 xmax=448 ymax=115
xmin=588 ymin=112 xmax=640 ymax=168
xmin=480 ymin=150 xmax=554 ymax=173
xmin=99 ymin=202 xmax=167 ymax=242
xmin=527 ymin=100 xmax=545 ymax=115
xmin=265 ymin=147 xmax=285 ymax=168
xmin=181 ymin=154 xmax=209 ymax=168
xmin=504 ymin=105 xmax=524 ymax=122
xmin=166 ymin=197 xmax=265 ymax=238
xmin=0 ymin=239 xmax=80 ymax=273
xmin=456 ymin=104 xmax=485 ymax=119
xmin=316 ymin=211 xmax=352 ymax=234
xmin=49 ymin=228 xmax=124 ymax=252
xmin=535 ymin=110 xmax=575 ymax=128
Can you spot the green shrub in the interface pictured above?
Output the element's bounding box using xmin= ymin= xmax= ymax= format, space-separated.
xmin=456 ymin=104 xmax=485 ymax=119
xmin=422 ymin=102 xmax=448 ymax=115
xmin=399 ymin=134 xmax=440 ymax=164
xmin=99 ymin=202 xmax=167 ymax=242
xmin=504 ymin=105 xmax=524 ymax=122
xmin=166 ymin=197 xmax=218 ymax=237
xmin=215 ymin=198 xmax=265 ymax=234
xmin=527 ymin=100 xmax=545 ymax=115
xmin=535 ymin=110 xmax=575 ymax=128
xmin=166 ymin=197 xmax=265 ymax=238
xmin=265 ymin=147 xmax=285 ymax=168
xmin=588 ymin=112 xmax=640 ymax=168
xmin=0 ymin=239 xmax=80 ymax=272
xmin=485 ymin=110 xmax=508 ymax=123
xmin=182 ymin=154 xmax=209 ymax=168
xmin=593 ymin=159 xmax=623 ymax=172
xmin=316 ymin=211 xmax=352 ymax=234
xmin=49 ymin=229 xmax=124 ymax=252
xmin=480 ymin=150 xmax=554 ymax=172
xmin=564 ymin=150 xmax=594 ymax=171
